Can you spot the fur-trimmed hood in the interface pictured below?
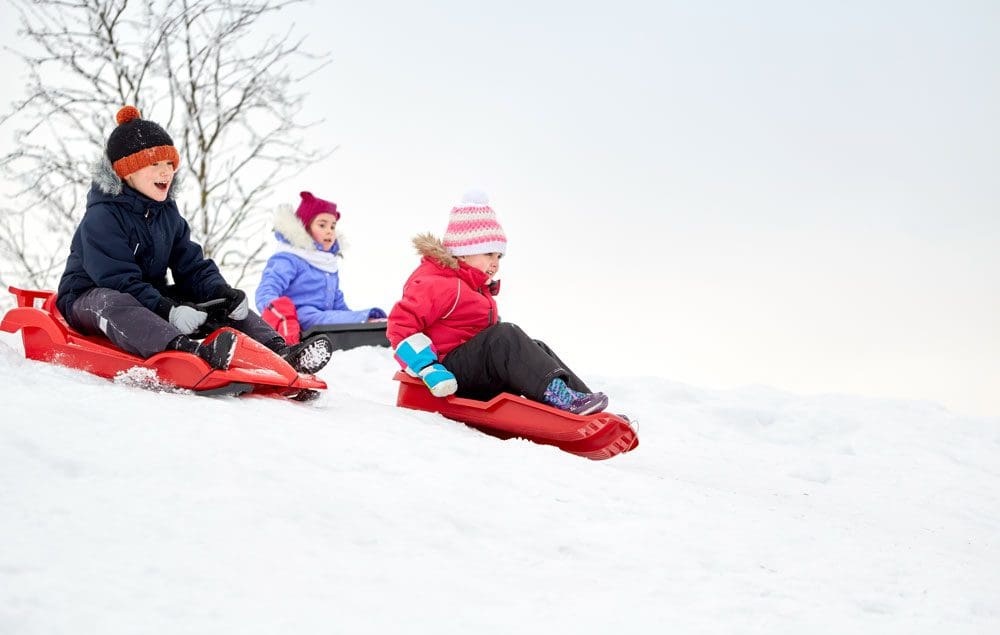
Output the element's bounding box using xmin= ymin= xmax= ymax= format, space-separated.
xmin=413 ymin=233 xmax=458 ymax=269
xmin=387 ymin=232 xmax=501 ymax=358
xmin=272 ymin=203 xmax=343 ymax=254
xmin=412 ymin=232 xmax=499 ymax=296
xmin=91 ymin=154 xmax=183 ymax=198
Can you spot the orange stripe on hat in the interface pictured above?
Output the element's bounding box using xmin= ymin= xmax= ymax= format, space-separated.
xmin=112 ymin=145 xmax=181 ymax=179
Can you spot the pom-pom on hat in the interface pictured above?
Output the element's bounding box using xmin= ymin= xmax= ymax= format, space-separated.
xmin=106 ymin=106 xmax=181 ymax=179
xmin=296 ymin=191 xmax=341 ymax=229
xmin=442 ymin=189 xmax=507 ymax=257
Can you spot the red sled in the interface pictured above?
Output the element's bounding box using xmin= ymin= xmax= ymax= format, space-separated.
xmin=1 ymin=287 xmax=326 ymax=400
xmin=393 ymin=371 xmax=638 ymax=460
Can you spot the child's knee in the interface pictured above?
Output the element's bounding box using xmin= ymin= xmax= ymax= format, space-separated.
xmin=488 ymin=322 xmax=523 ymax=338
xmin=82 ymin=287 xmax=143 ymax=309
xmin=104 ymin=288 xmax=144 ymax=306
xmin=483 ymin=323 xmax=534 ymax=355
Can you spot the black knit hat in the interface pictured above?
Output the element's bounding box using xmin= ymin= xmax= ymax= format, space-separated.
xmin=106 ymin=105 xmax=180 ymax=178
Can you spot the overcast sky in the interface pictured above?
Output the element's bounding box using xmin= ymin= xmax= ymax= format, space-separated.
xmin=1 ymin=1 xmax=998 ymax=416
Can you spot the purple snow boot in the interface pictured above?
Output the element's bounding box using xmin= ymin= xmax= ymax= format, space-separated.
xmin=567 ymin=391 xmax=609 ymax=415
xmin=543 ymin=377 xmax=609 ymax=415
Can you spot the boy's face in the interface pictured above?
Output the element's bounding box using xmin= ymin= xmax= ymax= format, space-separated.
xmin=309 ymin=213 xmax=338 ymax=250
xmin=458 ymin=252 xmax=501 ymax=281
xmin=125 ymin=160 xmax=175 ymax=202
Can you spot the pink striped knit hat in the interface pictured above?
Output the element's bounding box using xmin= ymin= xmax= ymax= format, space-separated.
xmin=442 ymin=189 xmax=507 ymax=257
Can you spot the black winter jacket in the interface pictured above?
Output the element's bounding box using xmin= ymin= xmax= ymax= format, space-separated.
xmin=56 ymin=161 xmax=226 ymax=326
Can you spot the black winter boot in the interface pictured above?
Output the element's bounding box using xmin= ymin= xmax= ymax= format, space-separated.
xmin=167 ymin=334 xmax=200 ymax=355
xmin=167 ymin=332 xmax=238 ymax=370
xmin=264 ymin=336 xmax=287 ymax=354
xmin=199 ymin=331 xmax=238 ymax=370
xmin=279 ymin=335 xmax=334 ymax=374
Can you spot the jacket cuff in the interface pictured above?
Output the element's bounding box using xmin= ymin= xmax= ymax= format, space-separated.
xmin=155 ymin=296 xmax=176 ymax=320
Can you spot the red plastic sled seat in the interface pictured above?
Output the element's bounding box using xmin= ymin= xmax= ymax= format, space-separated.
xmin=1 ymin=287 xmax=326 ymax=399
xmin=393 ymin=371 xmax=638 ymax=460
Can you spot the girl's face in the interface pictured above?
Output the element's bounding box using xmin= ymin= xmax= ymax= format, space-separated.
xmin=309 ymin=213 xmax=338 ymax=250
xmin=458 ymin=252 xmax=501 ymax=281
xmin=125 ymin=160 xmax=175 ymax=202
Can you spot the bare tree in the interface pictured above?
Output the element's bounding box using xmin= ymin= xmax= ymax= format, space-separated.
xmin=0 ymin=0 xmax=328 ymax=309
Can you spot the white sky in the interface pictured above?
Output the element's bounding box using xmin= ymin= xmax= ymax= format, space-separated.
xmin=1 ymin=1 xmax=998 ymax=416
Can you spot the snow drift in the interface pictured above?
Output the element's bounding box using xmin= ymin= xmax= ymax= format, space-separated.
xmin=1 ymin=331 xmax=998 ymax=634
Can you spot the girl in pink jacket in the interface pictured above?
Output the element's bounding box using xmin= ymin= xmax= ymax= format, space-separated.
xmin=387 ymin=191 xmax=608 ymax=415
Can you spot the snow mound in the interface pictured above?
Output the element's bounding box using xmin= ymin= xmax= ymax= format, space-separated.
xmin=113 ymin=366 xmax=191 ymax=394
xmin=1 ymin=331 xmax=999 ymax=634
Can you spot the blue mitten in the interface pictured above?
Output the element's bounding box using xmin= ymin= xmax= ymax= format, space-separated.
xmin=417 ymin=363 xmax=458 ymax=397
xmin=395 ymin=333 xmax=458 ymax=397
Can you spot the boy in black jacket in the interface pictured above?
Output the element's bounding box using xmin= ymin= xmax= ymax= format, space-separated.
xmin=56 ymin=105 xmax=332 ymax=372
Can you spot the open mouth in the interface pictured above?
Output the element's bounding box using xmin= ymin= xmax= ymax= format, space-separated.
xmin=154 ymin=181 xmax=169 ymax=192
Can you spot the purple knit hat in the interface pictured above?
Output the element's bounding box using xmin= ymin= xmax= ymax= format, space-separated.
xmin=442 ymin=189 xmax=507 ymax=257
xmin=296 ymin=191 xmax=340 ymax=229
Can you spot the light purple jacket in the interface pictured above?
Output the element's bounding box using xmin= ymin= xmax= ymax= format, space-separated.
xmin=254 ymin=206 xmax=384 ymax=329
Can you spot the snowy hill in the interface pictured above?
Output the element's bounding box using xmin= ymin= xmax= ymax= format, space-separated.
xmin=1 ymin=330 xmax=998 ymax=634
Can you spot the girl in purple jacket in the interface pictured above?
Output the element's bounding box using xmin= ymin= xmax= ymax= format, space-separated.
xmin=255 ymin=192 xmax=385 ymax=333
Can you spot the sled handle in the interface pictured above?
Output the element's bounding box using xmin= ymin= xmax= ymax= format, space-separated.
xmin=7 ymin=287 xmax=56 ymax=309
xmin=194 ymin=298 xmax=226 ymax=311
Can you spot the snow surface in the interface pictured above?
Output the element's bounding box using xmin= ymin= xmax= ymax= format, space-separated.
xmin=1 ymin=330 xmax=998 ymax=634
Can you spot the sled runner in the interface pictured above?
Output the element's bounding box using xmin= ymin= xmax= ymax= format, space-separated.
xmin=1 ymin=287 xmax=326 ymax=400
xmin=262 ymin=296 xmax=389 ymax=350
xmin=393 ymin=371 xmax=638 ymax=460
xmin=302 ymin=322 xmax=390 ymax=352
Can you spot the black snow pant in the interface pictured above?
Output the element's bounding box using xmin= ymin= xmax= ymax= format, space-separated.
xmin=441 ymin=322 xmax=591 ymax=402
xmin=68 ymin=287 xmax=282 ymax=359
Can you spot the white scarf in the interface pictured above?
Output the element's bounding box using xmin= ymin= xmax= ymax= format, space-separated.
xmin=273 ymin=243 xmax=340 ymax=273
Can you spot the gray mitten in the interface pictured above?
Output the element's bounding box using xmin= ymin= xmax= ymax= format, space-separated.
xmin=168 ymin=304 xmax=208 ymax=335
